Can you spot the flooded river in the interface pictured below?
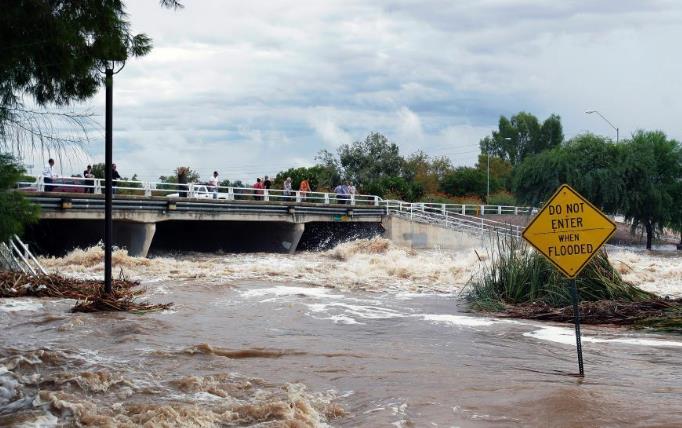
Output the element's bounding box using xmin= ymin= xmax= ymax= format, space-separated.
xmin=2 ymin=239 xmax=682 ymax=426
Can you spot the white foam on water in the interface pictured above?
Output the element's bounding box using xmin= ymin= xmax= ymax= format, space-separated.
xmin=610 ymin=249 xmax=682 ymax=298
xmin=240 ymin=286 xmax=344 ymax=300
xmin=0 ymin=299 xmax=43 ymax=312
xmin=307 ymin=302 xmax=409 ymax=321
xmin=420 ymin=314 xmax=499 ymax=327
xmin=525 ymin=325 xmax=682 ymax=348
xmin=40 ymin=238 xmax=484 ymax=294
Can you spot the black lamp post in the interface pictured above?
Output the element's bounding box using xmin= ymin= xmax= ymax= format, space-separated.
xmin=104 ymin=67 xmax=113 ymax=293
xmin=102 ymin=61 xmax=125 ymax=294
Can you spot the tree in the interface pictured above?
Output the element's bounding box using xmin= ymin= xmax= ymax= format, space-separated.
xmin=274 ymin=165 xmax=341 ymax=192
xmin=479 ymin=112 xmax=563 ymax=166
xmin=619 ymin=131 xmax=682 ymax=250
xmin=337 ymin=132 xmax=405 ymax=186
xmin=0 ymin=1 xmax=181 ymax=153
xmin=513 ymin=134 xmax=623 ymax=211
xmin=513 ymin=131 xmax=682 ymax=250
xmin=0 ymin=153 xmax=40 ymax=242
xmin=475 ymin=154 xmax=513 ymax=193
xmin=440 ymin=167 xmax=487 ymax=198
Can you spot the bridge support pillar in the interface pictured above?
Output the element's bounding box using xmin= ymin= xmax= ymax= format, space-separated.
xmin=115 ymin=222 xmax=156 ymax=257
xmin=276 ymin=223 xmax=305 ymax=254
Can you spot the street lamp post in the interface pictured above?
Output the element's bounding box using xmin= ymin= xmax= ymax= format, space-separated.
xmin=100 ymin=61 xmax=125 ymax=294
xmin=585 ymin=110 xmax=619 ymax=143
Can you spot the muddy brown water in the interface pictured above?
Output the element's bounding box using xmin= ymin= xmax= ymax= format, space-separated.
xmin=2 ymin=278 xmax=682 ymax=427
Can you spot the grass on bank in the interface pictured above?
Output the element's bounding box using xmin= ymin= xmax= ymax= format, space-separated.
xmin=466 ymin=235 xmax=682 ymax=332
xmin=467 ymin=235 xmax=654 ymax=313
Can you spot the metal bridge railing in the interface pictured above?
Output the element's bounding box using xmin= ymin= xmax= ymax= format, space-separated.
xmin=385 ymin=201 xmax=525 ymax=237
xmin=17 ymin=176 xmax=537 ymax=217
xmin=0 ymin=235 xmax=47 ymax=275
xmin=16 ymin=176 xmax=382 ymax=206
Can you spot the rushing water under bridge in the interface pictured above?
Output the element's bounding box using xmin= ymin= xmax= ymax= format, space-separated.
xmin=19 ymin=178 xmax=534 ymax=256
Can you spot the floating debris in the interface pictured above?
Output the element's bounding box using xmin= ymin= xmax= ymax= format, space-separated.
xmin=0 ymin=271 xmax=172 ymax=313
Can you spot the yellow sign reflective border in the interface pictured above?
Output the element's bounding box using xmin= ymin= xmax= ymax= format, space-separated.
xmin=522 ymin=184 xmax=617 ymax=279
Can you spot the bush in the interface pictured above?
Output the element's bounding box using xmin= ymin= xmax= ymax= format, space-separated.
xmin=487 ymin=191 xmax=517 ymax=206
xmin=440 ymin=167 xmax=487 ymax=198
xmin=467 ymin=235 xmax=653 ymax=311
xmin=0 ymin=153 xmax=40 ymax=241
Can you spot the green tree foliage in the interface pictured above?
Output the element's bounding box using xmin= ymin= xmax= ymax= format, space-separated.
xmin=338 ymin=132 xmax=405 ymax=185
xmin=475 ymin=154 xmax=513 ymax=193
xmin=440 ymin=167 xmax=487 ymax=199
xmin=513 ymin=134 xmax=623 ymax=211
xmin=619 ymin=131 xmax=682 ymax=250
xmin=403 ymin=151 xmax=453 ymax=195
xmin=0 ymin=153 xmax=40 ymax=241
xmin=479 ymin=112 xmax=563 ymax=166
xmin=514 ymin=131 xmax=682 ymax=250
xmin=364 ymin=177 xmax=424 ymax=201
xmin=0 ymin=1 xmax=180 ymax=151
xmin=273 ymin=165 xmax=340 ymax=192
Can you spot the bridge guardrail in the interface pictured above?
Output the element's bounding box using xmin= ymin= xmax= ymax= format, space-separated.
xmin=17 ymin=176 xmax=537 ymax=218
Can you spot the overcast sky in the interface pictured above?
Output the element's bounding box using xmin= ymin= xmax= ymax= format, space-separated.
xmin=56 ymin=0 xmax=682 ymax=182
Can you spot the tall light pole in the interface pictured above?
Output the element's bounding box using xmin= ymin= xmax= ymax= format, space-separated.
xmin=585 ymin=110 xmax=619 ymax=143
xmin=101 ymin=61 xmax=126 ymax=294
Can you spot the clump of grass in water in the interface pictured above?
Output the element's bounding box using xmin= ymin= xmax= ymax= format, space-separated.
xmin=467 ymin=234 xmax=654 ymax=312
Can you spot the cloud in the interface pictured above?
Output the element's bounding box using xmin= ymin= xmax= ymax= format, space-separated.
xmin=43 ymin=0 xmax=682 ymax=183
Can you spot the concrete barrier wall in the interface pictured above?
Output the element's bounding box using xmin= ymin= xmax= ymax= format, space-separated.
xmin=381 ymin=216 xmax=481 ymax=250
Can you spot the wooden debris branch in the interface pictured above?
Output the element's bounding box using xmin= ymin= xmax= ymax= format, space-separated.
xmin=0 ymin=271 xmax=172 ymax=313
xmin=500 ymin=299 xmax=682 ymax=331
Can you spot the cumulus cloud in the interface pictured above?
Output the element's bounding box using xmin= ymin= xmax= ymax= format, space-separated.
xmin=52 ymin=0 xmax=682 ymax=182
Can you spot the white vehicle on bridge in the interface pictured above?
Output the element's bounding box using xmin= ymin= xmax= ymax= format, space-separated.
xmin=165 ymin=185 xmax=229 ymax=199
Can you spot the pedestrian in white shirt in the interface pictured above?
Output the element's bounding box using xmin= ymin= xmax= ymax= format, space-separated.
xmin=42 ymin=158 xmax=57 ymax=192
xmin=209 ymin=171 xmax=219 ymax=199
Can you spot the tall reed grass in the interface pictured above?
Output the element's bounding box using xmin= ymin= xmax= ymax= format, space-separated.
xmin=467 ymin=235 xmax=654 ymax=311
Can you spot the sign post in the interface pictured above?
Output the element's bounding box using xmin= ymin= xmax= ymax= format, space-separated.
xmin=522 ymin=184 xmax=616 ymax=376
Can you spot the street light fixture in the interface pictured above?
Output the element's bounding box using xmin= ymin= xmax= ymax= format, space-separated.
xmin=585 ymin=110 xmax=619 ymax=143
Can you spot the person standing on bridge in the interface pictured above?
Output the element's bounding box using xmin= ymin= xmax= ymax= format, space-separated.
xmin=209 ymin=171 xmax=219 ymax=199
xmin=283 ymin=177 xmax=293 ymax=199
xmin=112 ymin=163 xmax=121 ymax=194
xmin=83 ymin=165 xmax=95 ymax=193
xmin=42 ymin=158 xmax=57 ymax=192
xmin=299 ymin=178 xmax=311 ymax=202
xmin=253 ymin=177 xmax=264 ymax=201
xmin=335 ymin=182 xmax=348 ymax=204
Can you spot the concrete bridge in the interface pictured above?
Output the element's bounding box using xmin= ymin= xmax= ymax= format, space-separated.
xmin=21 ymin=185 xmax=533 ymax=257
xmin=24 ymin=192 xmax=390 ymax=256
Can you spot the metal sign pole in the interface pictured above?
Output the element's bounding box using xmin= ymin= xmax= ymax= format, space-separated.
xmin=569 ymin=279 xmax=584 ymax=377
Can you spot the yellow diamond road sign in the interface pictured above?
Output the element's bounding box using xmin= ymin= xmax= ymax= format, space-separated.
xmin=522 ymin=184 xmax=617 ymax=279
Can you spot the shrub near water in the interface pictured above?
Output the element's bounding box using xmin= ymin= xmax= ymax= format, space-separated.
xmin=467 ymin=235 xmax=654 ymax=312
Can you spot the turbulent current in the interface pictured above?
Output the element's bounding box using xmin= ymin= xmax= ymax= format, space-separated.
xmin=2 ymin=238 xmax=682 ymax=426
